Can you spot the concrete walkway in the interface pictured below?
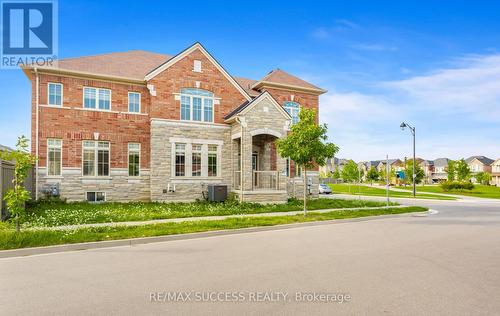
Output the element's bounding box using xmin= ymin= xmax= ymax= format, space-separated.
xmin=27 ymin=204 xmax=407 ymax=231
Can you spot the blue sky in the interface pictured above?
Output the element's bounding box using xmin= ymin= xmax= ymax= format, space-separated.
xmin=1 ymin=0 xmax=499 ymax=161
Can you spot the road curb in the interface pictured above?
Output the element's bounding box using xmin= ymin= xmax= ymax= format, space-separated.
xmin=0 ymin=210 xmax=430 ymax=259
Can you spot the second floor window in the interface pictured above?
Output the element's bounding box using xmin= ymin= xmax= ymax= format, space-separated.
xmin=83 ymin=141 xmax=110 ymax=177
xmin=48 ymin=83 xmax=62 ymax=106
xmin=284 ymin=101 xmax=300 ymax=125
xmin=180 ymin=88 xmax=214 ymax=123
xmin=84 ymin=87 xmax=111 ymax=110
xmin=128 ymin=92 xmax=140 ymax=113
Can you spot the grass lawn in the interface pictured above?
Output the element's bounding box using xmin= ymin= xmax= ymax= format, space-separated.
xmin=397 ymin=184 xmax=500 ymax=199
xmin=329 ymin=184 xmax=456 ymax=200
xmin=18 ymin=198 xmax=397 ymax=228
xmin=0 ymin=206 xmax=426 ymax=250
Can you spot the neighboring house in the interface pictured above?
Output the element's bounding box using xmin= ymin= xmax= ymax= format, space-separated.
xmin=419 ymin=159 xmax=434 ymax=184
xmin=0 ymin=144 xmax=13 ymax=153
xmin=431 ymin=158 xmax=449 ymax=183
xmin=465 ymin=156 xmax=494 ymax=179
xmin=319 ymin=157 xmax=339 ymax=176
xmin=491 ymin=159 xmax=500 ymax=187
xmin=23 ymin=42 xmax=327 ymax=203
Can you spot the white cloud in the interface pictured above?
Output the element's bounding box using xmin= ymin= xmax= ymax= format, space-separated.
xmin=383 ymin=54 xmax=500 ymax=120
xmin=318 ymin=53 xmax=500 ymax=161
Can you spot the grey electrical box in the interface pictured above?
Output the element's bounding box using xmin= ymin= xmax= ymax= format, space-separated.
xmin=207 ymin=185 xmax=227 ymax=202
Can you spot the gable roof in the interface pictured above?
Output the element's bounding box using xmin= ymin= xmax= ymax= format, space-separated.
xmin=224 ymin=91 xmax=291 ymax=121
xmin=0 ymin=144 xmax=13 ymax=152
xmin=22 ymin=43 xmax=325 ymax=97
xmin=465 ymin=156 xmax=494 ymax=165
xmin=433 ymin=158 xmax=449 ymax=167
xmin=251 ymin=69 xmax=327 ymax=94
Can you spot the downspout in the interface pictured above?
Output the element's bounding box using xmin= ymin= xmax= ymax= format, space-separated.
xmin=34 ymin=68 xmax=39 ymax=200
xmin=236 ymin=116 xmax=243 ymax=203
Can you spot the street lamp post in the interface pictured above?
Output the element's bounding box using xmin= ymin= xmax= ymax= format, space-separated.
xmin=400 ymin=122 xmax=416 ymax=197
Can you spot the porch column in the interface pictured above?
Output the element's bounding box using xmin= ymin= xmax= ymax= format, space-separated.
xmin=241 ymin=127 xmax=253 ymax=191
xmin=276 ymin=153 xmax=287 ymax=190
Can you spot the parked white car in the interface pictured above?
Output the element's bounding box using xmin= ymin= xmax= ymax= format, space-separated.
xmin=319 ymin=183 xmax=332 ymax=194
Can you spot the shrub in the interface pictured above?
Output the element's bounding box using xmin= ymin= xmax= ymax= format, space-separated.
xmin=441 ymin=181 xmax=474 ymax=191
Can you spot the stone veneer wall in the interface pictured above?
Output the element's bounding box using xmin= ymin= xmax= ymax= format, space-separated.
xmin=37 ymin=168 xmax=151 ymax=201
xmin=150 ymin=120 xmax=232 ymax=202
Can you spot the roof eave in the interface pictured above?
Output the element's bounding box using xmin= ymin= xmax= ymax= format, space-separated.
xmin=250 ymin=80 xmax=327 ymax=95
xmin=21 ymin=65 xmax=147 ymax=84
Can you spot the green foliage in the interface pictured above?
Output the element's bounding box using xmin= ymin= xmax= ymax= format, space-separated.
xmin=366 ymin=166 xmax=380 ymax=184
xmin=22 ymin=198 xmax=393 ymax=228
xmin=440 ymin=181 xmax=474 ymax=191
xmin=0 ymin=136 xmax=37 ymax=232
xmin=276 ymin=109 xmax=339 ymax=169
xmin=447 ymin=160 xmax=456 ymax=181
xmin=332 ymin=169 xmax=341 ymax=180
xmin=455 ymin=159 xmax=471 ymax=181
xmin=341 ymin=160 xmax=359 ymax=183
xmin=0 ymin=206 xmax=427 ymax=250
xmin=475 ymin=172 xmax=491 ymax=185
xmin=404 ymin=159 xmax=425 ymax=184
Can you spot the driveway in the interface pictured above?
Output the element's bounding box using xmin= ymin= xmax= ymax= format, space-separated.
xmin=1 ymin=197 xmax=500 ymax=315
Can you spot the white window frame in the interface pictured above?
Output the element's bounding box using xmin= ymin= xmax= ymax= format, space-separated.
xmin=191 ymin=144 xmax=202 ymax=177
xmin=83 ymin=87 xmax=112 ymax=111
xmin=128 ymin=143 xmax=140 ymax=177
xmin=128 ymin=92 xmax=141 ymax=113
xmin=179 ymin=89 xmax=215 ymax=123
xmin=175 ymin=143 xmax=186 ymax=177
xmin=47 ymin=138 xmax=62 ymax=176
xmin=47 ymin=82 xmax=63 ymax=107
xmin=170 ymin=139 xmax=222 ymax=178
xmin=193 ymin=60 xmax=202 ymax=72
xmin=284 ymin=101 xmax=300 ymax=125
xmin=82 ymin=140 xmax=110 ymax=177
xmin=85 ymin=191 xmax=106 ymax=203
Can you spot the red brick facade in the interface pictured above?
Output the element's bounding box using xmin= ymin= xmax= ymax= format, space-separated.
xmin=28 ymin=46 xmax=321 ymax=178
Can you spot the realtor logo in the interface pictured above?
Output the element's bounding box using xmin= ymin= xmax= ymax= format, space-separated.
xmin=1 ymin=0 xmax=58 ymax=69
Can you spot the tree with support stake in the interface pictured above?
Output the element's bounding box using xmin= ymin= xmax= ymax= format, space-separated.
xmin=276 ymin=108 xmax=338 ymax=215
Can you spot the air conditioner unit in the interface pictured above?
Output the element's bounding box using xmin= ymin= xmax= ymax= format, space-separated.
xmin=207 ymin=185 xmax=227 ymax=202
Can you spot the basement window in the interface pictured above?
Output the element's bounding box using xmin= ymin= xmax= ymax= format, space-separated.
xmin=86 ymin=192 xmax=106 ymax=202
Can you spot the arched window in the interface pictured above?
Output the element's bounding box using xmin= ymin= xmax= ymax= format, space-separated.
xmin=284 ymin=101 xmax=300 ymax=124
xmin=180 ymin=88 xmax=214 ymax=122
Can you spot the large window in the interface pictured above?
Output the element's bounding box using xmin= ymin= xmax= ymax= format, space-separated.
xmin=284 ymin=101 xmax=300 ymax=125
xmin=83 ymin=141 xmax=110 ymax=176
xmin=48 ymin=83 xmax=62 ymax=106
xmin=128 ymin=92 xmax=140 ymax=113
xmin=179 ymin=88 xmax=215 ymax=122
xmin=172 ymin=142 xmax=220 ymax=178
xmin=128 ymin=143 xmax=140 ymax=177
xmin=84 ymin=87 xmax=111 ymax=110
xmin=175 ymin=143 xmax=186 ymax=176
xmin=47 ymin=139 xmax=62 ymax=176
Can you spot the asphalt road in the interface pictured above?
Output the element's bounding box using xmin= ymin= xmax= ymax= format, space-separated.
xmin=1 ymin=196 xmax=500 ymax=315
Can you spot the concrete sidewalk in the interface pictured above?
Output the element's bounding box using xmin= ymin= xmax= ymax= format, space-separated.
xmin=27 ymin=204 xmax=405 ymax=231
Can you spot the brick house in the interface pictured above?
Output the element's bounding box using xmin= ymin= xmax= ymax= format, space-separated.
xmin=22 ymin=43 xmax=326 ymax=203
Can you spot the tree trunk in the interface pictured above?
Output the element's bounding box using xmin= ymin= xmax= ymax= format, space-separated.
xmin=303 ymin=167 xmax=307 ymax=216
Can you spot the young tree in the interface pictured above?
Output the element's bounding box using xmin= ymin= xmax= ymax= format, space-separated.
xmin=366 ymin=166 xmax=379 ymax=185
xmin=475 ymin=172 xmax=491 ymax=185
xmin=0 ymin=136 xmax=37 ymax=232
xmin=333 ymin=169 xmax=341 ymax=180
xmin=276 ymin=108 xmax=339 ymax=215
xmin=341 ymin=160 xmax=359 ymax=193
xmin=455 ymin=159 xmax=471 ymax=181
xmin=405 ymin=159 xmax=425 ymax=184
xmin=447 ymin=160 xmax=456 ymax=181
